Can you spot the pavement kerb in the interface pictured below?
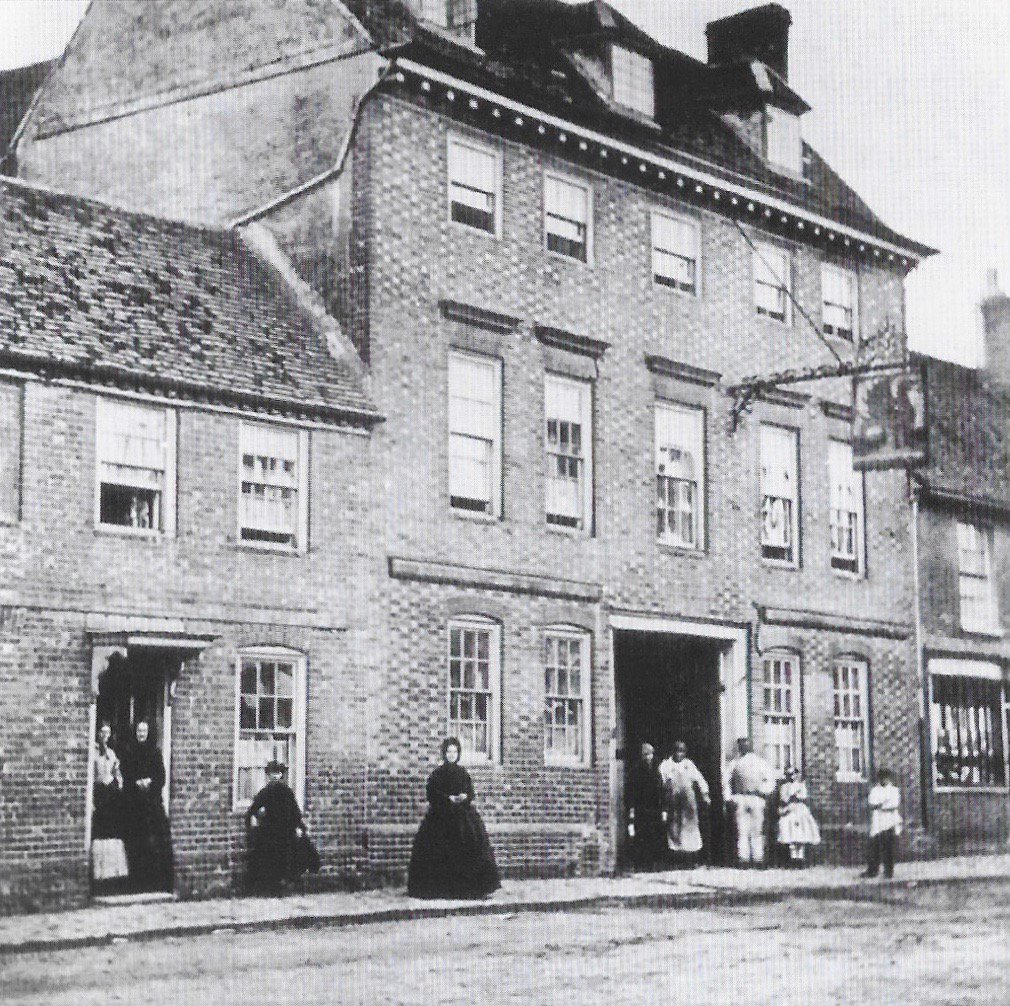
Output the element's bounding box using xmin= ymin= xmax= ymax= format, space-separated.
xmin=2 ymin=869 xmax=1006 ymax=959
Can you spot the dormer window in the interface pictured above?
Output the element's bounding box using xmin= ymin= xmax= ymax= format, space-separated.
xmin=611 ymin=45 xmax=654 ymax=118
xmin=765 ymin=105 xmax=802 ymax=174
xmin=422 ymin=0 xmax=477 ymax=41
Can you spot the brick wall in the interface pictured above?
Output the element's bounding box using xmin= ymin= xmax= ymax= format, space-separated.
xmin=0 ymin=378 xmax=379 ymax=912
xmin=294 ymin=93 xmax=924 ymax=878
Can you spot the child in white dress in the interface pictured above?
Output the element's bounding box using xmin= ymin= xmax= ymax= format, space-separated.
xmin=776 ymin=766 xmax=821 ymax=865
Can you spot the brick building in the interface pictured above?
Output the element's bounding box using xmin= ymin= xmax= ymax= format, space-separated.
xmin=3 ymin=0 xmax=950 ymax=911
xmin=0 ymin=178 xmax=382 ymax=912
xmin=911 ymin=276 xmax=1010 ymax=854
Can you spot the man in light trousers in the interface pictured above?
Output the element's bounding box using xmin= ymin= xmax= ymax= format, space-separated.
xmin=724 ymin=738 xmax=776 ymax=866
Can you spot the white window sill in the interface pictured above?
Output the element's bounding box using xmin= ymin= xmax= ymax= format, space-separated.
xmin=94 ymin=525 xmax=168 ymax=541
xmin=831 ymin=566 xmax=865 ymax=581
xmin=450 ymin=508 xmax=500 ymax=524
xmin=653 ymin=278 xmax=700 ymax=300
xmin=755 ymin=310 xmax=791 ymax=327
xmin=762 ymin=556 xmax=799 ymax=571
xmin=237 ymin=541 xmax=303 ymax=557
xmin=933 ymin=785 xmax=1009 ymax=795
xmin=546 ymin=521 xmax=591 ymax=539
xmin=545 ymin=756 xmax=591 ymax=769
xmin=657 ymin=540 xmax=706 ymax=559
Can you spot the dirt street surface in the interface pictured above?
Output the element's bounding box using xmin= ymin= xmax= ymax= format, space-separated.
xmin=3 ymin=880 xmax=1008 ymax=1006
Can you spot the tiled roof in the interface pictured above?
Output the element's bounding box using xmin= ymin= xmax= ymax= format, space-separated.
xmin=0 ymin=179 xmax=378 ymax=425
xmin=915 ymin=353 xmax=1010 ymax=512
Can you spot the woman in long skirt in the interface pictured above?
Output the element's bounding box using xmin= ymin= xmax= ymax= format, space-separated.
xmin=119 ymin=720 xmax=173 ymax=892
xmin=659 ymin=740 xmax=711 ymax=866
xmin=776 ymin=766 xmax=821 ymax=865
xmin=407 ymin=737 xmax=501 ymax=899
xmin=245 ymin=760 xmax=309 ymax=893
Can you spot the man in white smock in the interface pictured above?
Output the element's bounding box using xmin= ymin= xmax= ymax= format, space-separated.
xmin=724 ymin=738 xmax=776 ymax=865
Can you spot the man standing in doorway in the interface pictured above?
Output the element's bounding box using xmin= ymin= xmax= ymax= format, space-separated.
xmin=724 ymin=738 xmax=776 ymax=867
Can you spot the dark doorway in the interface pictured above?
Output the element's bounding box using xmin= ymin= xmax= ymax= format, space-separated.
xmin=615 ymin=630 xmax=725 ymax=866
xmin=93 ymin=650 xmax=174 ymax=895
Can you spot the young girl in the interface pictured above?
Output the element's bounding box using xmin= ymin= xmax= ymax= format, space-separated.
xmin=776 ymin=766 xmax=821 ymax=866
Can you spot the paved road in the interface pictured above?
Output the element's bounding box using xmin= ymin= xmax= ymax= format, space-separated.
xmin=4 ymin=880 xmax=1008 ymax=1005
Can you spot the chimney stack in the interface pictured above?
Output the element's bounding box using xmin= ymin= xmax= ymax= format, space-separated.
xmin=981 ymin=268 xmax=1010 ymax=384
xmin=706 ymin=3 xmax=792 ymax=81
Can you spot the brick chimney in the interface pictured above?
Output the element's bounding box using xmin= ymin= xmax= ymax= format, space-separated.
xmin=706 ymin=3 xmax=792 ymax=81
xmin=981 ymin=268 xmax=1010 ymax=384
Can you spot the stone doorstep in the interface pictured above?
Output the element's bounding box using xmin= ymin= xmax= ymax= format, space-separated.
xmin=2 ymin=857 xmax=1009 ymax=958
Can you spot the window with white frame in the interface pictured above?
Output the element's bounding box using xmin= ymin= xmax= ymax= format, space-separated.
xmin=235 ymin=650 xmax=306 ymax=808
xmin=447 ymin=135 xmax=501 ymax=235
xmin=652 ymin=211 xmax=700 ymax=294
xmin=655 ymin=402 xmax=704 ymax=549
xmin=611 ymin=45 xmax=654 ymax=118
xmin=828 ymin=440 xmax=864 ymax=575
xmin=96 ymin=397 xmax=175 ymax=533
xmin=239 ymin=422 xmax=308 ymax=550
xmin=760 ymin=424 xmax=799 ymax=564
xmin=765 ymin=105 xmax=802 ymax=174
xmin=833 ymin=659 xmax=869 ymax=780
xmin=930 ymin=660 xmax=1007 ymax=789
xmin=762 ymin=652 xmax=801 ymax=773
xmin=544 ymin=173 xmax=591 ymax=263
xmin=957 ymin=522 xmax=999 ymax=633
xmin=544 ymin=629 xmax=591 ymax=765
xmin=753 ymin=242 xmax=791 ymax=322
xmin=822 ymin=263 xmax=858 ymax=340
xmin=448 ymin=351 xmax=502 ymax=516
xmin=545 ymin=374 xmax=593 ymax=530
xmin=448 ymin=618 xmax=500 ymax=761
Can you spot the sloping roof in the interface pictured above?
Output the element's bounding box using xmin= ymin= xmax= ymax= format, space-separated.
xmin=29 ymin=0 xmax=374 ymax=137
xmin=0 ymin=61 xmax=52 ymax=172
xmin=0 ymin=178 xmax=378 ymax=425
xmin=396 ymin=10 xmax=932 ymax=257
xmin=914 ymin=353 xmax=1010 ymax=512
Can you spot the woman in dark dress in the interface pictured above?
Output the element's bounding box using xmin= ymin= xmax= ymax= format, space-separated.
xmin=626 ymin=742 xmax=665 ymax=871
xmin=245 ymin=760 xmax=308 ymax=893
xmin=120 ymin=720 xmax=173 ymax=892
xmin=407 ymin=737 xmax=501 ymax=899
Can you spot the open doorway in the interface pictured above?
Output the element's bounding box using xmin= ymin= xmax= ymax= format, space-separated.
xmin=91 ymin=649 xmax=174 ymax=896
xmin=615 ymin=629 xmax=726 ymax=866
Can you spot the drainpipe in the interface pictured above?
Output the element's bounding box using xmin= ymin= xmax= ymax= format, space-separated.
xmin=910 ymin=482 xmax=929 ymax=830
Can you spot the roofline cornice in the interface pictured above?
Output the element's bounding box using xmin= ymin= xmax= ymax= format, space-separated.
xmin=0 ymin=347 xmax=383 ymax=430
xmin=394 ymin=57 xmax=934 ymax=265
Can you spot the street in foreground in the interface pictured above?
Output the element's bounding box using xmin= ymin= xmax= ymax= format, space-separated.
xmin=3 ymin=879 xmax=1008 ymax=1006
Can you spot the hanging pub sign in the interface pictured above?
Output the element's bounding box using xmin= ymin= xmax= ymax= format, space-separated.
xmin=851 ymin=364 xmax=927 ymax=471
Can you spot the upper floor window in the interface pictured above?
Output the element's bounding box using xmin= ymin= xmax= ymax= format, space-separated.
xmin=651 ymin=211 xmax=700 ymax=294
xmin=545 ymin=374 xmax=593 ymax=530
xmin=833 ymin=659 xmax=869 ymax=781
xmin=448 ymin=135 xmax=501 ymax=235
xmin=930 ymin=660 xmax=1007 ymax=790
xmin=0 ymin=380 xmax=21 ymax=524
xmin=765 ymin=105 xmax=802 ymax=174
xmin=234 ymin=649 xmax=306 ymax=810
xmin=762 ymin=652 xmax=801 ymax=773
xmin=448 ymin=617 xmax=500 ymax=763
xmin=239 ymin=422 xmax=308 ymax=551
xmin=655 ymin=402 xmax=704 ymax=550
xmin=96 ymin=397 xmax=176 ymax=534
xmin=611 ymin=45 xmax=654 ymax=118
xmin=544 ymin=173 xmax=592 ymax=263
xmin=544 ymin=629 xmax=591 ymax=766
xmin=753 ymin=242 xmax=791 ymax=323
xmin=448 ymin=351 xmax=502 ymax=517
xmin=760 ymin=424 xmax=799 ymax=565
xmin=828 ymin=440 xmax=864 ymax=575
xmin=822 ymin=264 xmax=858 ymax=341
xmin=957 ymin=522 xmax=999 ymax=634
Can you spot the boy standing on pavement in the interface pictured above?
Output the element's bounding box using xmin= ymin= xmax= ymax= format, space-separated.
xmin=864 ymin=767 xmax=902 ymax=879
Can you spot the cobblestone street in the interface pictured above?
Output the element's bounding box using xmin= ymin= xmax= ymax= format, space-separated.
xmin=4 ymin=878 xmax=1008 ymax=1005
